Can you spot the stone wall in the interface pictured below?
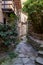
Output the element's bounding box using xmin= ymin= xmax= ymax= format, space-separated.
xmin=27 ymin=36 xmax=42 ymax=50
xmin=0 ymin=0 xmax=3 ymax=23
xmin=29 ymin=32 xmax=43 ymax=40
xmin=14 ymin=0 xmax=21 ymax=10
xmin=28 ymin=22 xmax=43 ymax=40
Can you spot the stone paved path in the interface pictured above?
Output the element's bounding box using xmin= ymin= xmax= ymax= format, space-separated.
xmin=13 ymin=39 xmax=37 ymax=65
xmin=1 ymin=36 xmax=38 ymax=65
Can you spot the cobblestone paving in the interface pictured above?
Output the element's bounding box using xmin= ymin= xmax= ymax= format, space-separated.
xmin=1 ymin=36 xmax=38 ymax=65
xmin=13 ymin=40 xmax=37 ymax=65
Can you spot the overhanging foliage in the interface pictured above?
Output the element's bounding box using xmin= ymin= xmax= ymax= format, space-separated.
xmin=23 ymin=0 xmax=43 ymax=33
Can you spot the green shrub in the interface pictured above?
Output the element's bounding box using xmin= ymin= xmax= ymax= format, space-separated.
xmin=23 ymin=0 xmax=43 ymax=34
xmin=0 ymin=24 xmax=18 ymax=51
xmin=0 ymin=12 xmax=19 ymax=51
xmin=8 ymin=52 xmax=18 ymax=59
xmin=8 ymin=13 xmax=18 ymax=26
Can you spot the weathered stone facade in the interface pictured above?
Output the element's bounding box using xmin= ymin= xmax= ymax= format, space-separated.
xmin=14 ymin=0 xmax=21 ymax=10
xmin=0 ymin=0 xmax=21 ymax=23
xmin=0 ymin=0 xmax=3 ymax=23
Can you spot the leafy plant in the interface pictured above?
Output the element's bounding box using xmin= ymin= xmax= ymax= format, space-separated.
xmin=23 ymin=0 xmax=43 ymax=34
xmin=8 ymin=13 xmax=18 ymax=25
xmin=0 ymin=23 xmax=18 ymax=51
xmin=8 ymin=52 xmax=18 ymax=59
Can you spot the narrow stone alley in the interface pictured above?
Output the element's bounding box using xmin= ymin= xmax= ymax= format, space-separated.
xmin=14 ymin=37 xmax=38 ymax=65
xmin=1 ymin=36 xmax=38 ymax=65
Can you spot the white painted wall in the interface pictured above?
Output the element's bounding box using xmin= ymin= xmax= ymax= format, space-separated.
xmin=21 ymin=12 xmax=27 ymax=23
xmin=18 ymin=0 xmax=28 ymax=36
xmin=20 ymin=12 xmax=27 ymax=36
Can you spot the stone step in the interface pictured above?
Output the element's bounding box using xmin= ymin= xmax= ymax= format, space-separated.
xmin=40 ymin=44 xmax=43 ymax=48
xmin=35 ymin=57 xmax=43 ymax=65
xmin=38 ymin=51 xmax=43 ymax=57
xmin=39 ymin=44 xmax=43 ymax=50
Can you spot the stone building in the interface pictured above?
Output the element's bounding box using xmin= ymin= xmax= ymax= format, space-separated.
xmin=0 ymin=0 xmax=3 ymax=22
xmin=19 ymin=0 xmax=28 ymax=36
xmin=0 ymin=0 xmax=27 ymax=37
xmin=0 ymin=0 xmax=14 ymax=23
xmin=0 ymin=0 xmax=21 ymax=23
